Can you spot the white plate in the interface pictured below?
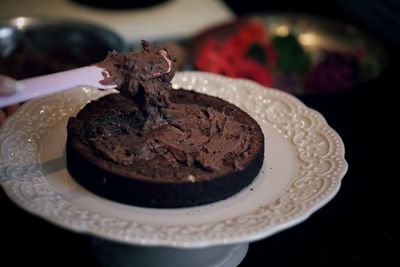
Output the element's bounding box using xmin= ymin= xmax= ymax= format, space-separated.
xmin=0 ymin=71 xmax=347 ymax=248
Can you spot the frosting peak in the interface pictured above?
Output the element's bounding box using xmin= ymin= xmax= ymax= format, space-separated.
xmin=97 ymin=40 xmax=176 ymax=128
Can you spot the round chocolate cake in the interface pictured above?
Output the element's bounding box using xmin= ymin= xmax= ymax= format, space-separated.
xmin=66 ymin=41 xmax=264 ymax=208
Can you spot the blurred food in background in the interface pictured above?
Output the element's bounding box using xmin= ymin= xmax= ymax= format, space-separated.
xmin=188 ymin=14 xmax=386 ymax=95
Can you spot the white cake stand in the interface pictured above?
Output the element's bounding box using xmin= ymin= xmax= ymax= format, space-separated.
xmin=92 ymin=238 xmax=248 ymax=267
xmin=0 ymin=72 xmax=347 ymax=267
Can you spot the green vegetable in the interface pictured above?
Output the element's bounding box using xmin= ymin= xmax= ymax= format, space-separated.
xmin=273 ymin=33 xmax=311 ymax=74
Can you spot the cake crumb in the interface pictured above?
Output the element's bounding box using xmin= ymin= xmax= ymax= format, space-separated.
xmin=187 ymin=174 xmax=196 ymax=183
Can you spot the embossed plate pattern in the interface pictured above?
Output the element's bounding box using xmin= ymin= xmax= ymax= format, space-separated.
xmin=0 ymin=71 xmax=347 ymax=248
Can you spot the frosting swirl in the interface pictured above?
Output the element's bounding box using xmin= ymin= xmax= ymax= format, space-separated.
xmin=90 ymin=41 xmax=254 ymax=172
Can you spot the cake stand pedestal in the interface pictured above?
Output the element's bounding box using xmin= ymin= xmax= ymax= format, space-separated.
xmin=92 ymin=238 xmax=249 ymax=267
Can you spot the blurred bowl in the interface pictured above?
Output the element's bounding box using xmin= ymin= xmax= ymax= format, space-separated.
xmin=0 ymin=17 xmax=125 ymax=79
xmin=188 ymin=13 xmax=387 ymax=95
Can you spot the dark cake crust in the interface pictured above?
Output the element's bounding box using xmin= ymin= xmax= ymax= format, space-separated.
xmin=66 ymin=89 xmax=264 ymax=208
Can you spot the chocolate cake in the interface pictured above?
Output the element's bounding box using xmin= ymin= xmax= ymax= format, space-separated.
xmin=66 ymin=41 xmax=264 ymax=208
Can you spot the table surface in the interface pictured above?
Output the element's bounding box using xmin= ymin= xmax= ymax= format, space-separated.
xmin=0 ymin=1 xmax=396 ymax=266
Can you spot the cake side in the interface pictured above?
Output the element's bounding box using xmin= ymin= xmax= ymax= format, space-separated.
xmin=66 ymin=136 xmax=263 ymax=208
xmin=66 ymin=90 xmax=264 ymax=208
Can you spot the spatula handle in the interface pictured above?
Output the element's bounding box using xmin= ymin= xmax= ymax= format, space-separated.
xmin=0 ymin=66 xmax=115 ymax=108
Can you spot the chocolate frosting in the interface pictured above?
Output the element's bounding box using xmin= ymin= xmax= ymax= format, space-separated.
xmin=91 ymin=41 xmax=253 ymax=172
xmin=97 ymin=40 xmax=174 ymax=129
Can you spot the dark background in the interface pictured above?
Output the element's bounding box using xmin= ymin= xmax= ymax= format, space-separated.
xmin=229 ymin=1 xmax=397 ymax=266
xmin=1 ymin=0 xmax=397 ymax=266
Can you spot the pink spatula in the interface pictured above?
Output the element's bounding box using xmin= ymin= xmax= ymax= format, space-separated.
xmin=0 ymin=66 xmax=116 ymax=108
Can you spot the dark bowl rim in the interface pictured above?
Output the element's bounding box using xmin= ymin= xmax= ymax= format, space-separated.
xmin=0 ymin=16 xmax=127 ymax=52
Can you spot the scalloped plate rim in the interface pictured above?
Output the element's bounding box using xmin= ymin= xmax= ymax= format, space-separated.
xmin=0 ymin=71 xmax=348 ymax=248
